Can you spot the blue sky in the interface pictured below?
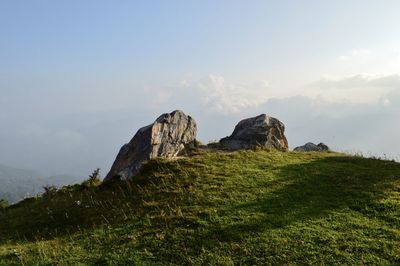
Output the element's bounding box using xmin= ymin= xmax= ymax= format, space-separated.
xmin=1 ymin=1 xmax=400 ymax=176
xmin=2 ymin=1 xmax=399 ymax=83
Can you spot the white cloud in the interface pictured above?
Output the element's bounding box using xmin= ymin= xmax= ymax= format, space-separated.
xmin=333 ymin=49 xmax=400 ymax=78
xmin=135 ymin=73 xmax=400 ymax=115
xmin=382 ymin=98 xmax=391 ymax=107
xmin=194 ymin=75 xmax=274 ymax=114
xmin=338 ymin=49 xmax=372 ymax=61
xmin=3 ymin=73 xmax=400 ymax=176
xmin=305 ymin=74 xmax=400 ymax=105
xmin=140 ymin=75 xmax=280 ymax=115
xmin=172 ymin=74 xmax=400 ymax=111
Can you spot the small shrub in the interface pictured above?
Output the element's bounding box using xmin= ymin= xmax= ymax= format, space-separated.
xmin=0 ymin=199 xmax=9 ymax=211
xmin=81 ymin=168 xmax=102 ymax=188
xmin=58 ymin=184 xmax=83 ymax=193
xmin=42 ymin=185 xmax=58 ymax=197
xmin=194 ymin=139 xmax=203 ymax=147
xmin=179 ymin=141 xmax=201 ymax=156
xmin=206 ymin=141 xmax=222 ymax=150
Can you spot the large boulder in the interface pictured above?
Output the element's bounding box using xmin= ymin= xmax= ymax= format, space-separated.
xmin=219 ymin=114 xmax=288 ymax=151
xmin=104 ymin=110 xmax=197 ymax=181
xmin=294 ymin=142 xmax=330 ymax=152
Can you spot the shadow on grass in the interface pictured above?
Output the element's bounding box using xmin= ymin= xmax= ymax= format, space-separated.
xmin=202 ymin=155 xmax=400 ymax=241
xmin=1 ymin=154 xmax=399 ymax=248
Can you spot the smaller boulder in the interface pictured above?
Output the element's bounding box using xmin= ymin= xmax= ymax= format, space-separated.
xmin=219 ymin=114 xmax=288 ymax=151
xmin=294 ymin=142 xmax=330 ymax=152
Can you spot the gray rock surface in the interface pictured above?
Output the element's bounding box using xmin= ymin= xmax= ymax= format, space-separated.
xmin=294 ymin=142 xmax=330 ymax=152
xmin=219 ymin=114 xmax=288 ymax=151
xmin=104 ymin=110 xmax=197 ymax=181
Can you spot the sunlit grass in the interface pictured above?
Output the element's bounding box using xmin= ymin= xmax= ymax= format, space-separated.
xmin=0 ymin=149 xmax=399 ymax=265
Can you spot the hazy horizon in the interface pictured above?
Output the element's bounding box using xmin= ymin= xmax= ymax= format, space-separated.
xmin=1 ymin=1 xmax=400 ymax=177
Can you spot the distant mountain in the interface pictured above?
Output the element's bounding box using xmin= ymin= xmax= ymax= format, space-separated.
xmin=43 ymin=174 xmax=85 ymax=188
xmin=0 ymin=164 xmax=42 ymax=203
xmin=0 ymin=164 xmax=83 ymax=203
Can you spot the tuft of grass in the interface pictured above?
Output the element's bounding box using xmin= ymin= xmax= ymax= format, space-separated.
xmin=0 ymin=199 xmax=8 ymax=212
xmin=81 ymin=168 xmax=102 ymax=188
xmin=0 ymin=149 xmax=400 ymax=265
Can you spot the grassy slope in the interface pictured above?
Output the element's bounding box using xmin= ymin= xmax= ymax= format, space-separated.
xmin=0 ymin=150 xmax=400 ymax=265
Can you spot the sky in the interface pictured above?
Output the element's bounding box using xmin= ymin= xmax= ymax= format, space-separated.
xmin=1 ymin=0 xmax=400 ymax=177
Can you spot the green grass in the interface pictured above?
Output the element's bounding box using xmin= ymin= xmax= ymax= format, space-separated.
xmin=0 ymin=149 xmax=400 ymax=265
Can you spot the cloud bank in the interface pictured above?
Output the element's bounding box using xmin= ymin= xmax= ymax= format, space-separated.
xmin=1 ymin=73 xmax=399 ymax=177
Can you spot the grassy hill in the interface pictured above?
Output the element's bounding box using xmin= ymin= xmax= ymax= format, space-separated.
xmin=0 ymin=149 xmax=399 ymax=265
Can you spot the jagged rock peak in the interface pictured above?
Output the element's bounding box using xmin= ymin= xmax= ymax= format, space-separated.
xmin=104 ymin=110 xmax=197 ymax=181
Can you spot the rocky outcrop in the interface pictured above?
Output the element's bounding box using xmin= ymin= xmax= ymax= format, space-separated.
xmin=294 ymin=142 xmax=330 ymax=152
xmin=104 ymin=110 xmax=197 ymax=181
xmin=219 ymin=114 xmax=288 ymax=151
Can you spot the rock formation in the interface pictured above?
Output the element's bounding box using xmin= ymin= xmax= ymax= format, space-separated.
xmin=294 ymin=142 xmax=330 ymax=152
xmin=104 ymin=110 xmax=197 ymax=181
xmin=219 ymin=114 xmax=288 ymax=151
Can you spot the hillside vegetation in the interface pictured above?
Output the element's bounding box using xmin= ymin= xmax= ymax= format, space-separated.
xmin=0 ymin=150 xmax=399 ymax=265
